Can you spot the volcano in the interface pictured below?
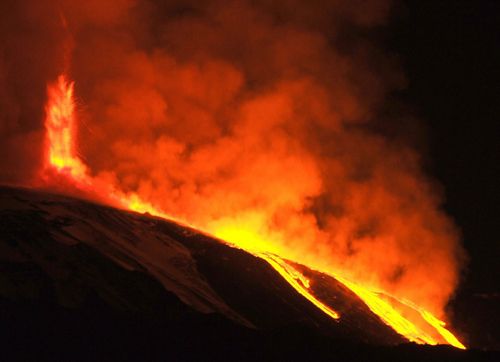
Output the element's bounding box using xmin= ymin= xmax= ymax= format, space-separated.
xmin=0 ymin=185 xmax=495 ymax=361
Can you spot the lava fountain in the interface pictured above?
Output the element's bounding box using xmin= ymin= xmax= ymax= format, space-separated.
xmin=44 ymin=76 xmax=88 ymax=181
xmin=42 ymin=74 xmax=465 ymax=349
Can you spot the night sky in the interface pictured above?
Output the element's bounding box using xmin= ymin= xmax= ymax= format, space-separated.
xmin=390 ymin=0 xmax=499 ymax=295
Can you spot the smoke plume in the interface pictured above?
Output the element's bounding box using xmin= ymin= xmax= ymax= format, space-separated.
xmin=0 ymin=0 xmax=464 ymax=316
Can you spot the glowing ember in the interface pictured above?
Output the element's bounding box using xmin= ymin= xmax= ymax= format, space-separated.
xmin=42 ymin=74 xmax=465 ymax=350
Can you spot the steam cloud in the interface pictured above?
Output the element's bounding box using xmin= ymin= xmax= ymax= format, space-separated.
xmin=0 ymin=0 xmax=464 ymax=315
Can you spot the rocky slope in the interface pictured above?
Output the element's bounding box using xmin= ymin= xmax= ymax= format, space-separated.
xmin=0 ymin=186 xmax=495 ymax=360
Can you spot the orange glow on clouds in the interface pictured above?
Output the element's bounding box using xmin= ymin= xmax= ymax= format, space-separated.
xmin=42 ymin=74 xmax=465 ymax=349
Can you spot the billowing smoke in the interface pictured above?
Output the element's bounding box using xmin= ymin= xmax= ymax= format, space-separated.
xmin=1 ymin=0 xmax=464 ymax=316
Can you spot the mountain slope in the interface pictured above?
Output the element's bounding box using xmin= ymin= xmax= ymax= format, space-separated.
xmin=0 ymin=186 xmax=495 ymax=360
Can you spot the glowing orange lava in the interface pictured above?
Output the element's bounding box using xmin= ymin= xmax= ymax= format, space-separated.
xmin=42 ymin=74 xmax=465 ymax=350
xmin=44 ymin=75 xmax=88 ymax=181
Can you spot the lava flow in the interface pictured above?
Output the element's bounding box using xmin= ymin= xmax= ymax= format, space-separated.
xmin=42 ymin=74 xmax=465 ymax=350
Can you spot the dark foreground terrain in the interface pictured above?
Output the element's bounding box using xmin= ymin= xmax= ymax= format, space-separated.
xmin=0 ymin=186 xmax=497 ymax=361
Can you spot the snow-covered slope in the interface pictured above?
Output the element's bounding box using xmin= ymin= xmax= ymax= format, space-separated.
xmin=0 ymin=186 xmax=494 ymax=360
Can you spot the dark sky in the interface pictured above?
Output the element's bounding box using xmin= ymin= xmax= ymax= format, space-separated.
xmin=390 ymin=0 xmax=499 ymax=294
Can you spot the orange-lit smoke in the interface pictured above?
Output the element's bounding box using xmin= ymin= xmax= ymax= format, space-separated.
xmin=5 ymin=0 xmax=465 ymax=346
xmin=74 ymin=0 xmax=463 ymax=315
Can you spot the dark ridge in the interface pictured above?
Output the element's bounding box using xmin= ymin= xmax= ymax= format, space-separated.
xmin=0 ymin=185 xmax=497 ymax=360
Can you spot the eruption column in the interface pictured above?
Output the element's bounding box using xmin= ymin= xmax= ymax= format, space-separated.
xmin=42 ymin=74 xmax=465 ymax=350
xmin=44 ymin=75 xmax=88 ymax=181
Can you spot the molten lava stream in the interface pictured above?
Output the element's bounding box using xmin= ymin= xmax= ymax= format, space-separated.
xmin=259 ymin=253 xmax=339 ymax=320
xmin=335 ymin=277 xmax=465 ymax=348
xmin=42 ymin=74 xmax=465 ymax=350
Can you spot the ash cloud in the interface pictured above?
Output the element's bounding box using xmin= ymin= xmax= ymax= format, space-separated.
xmin=1 ymin=0 xmax=464 ymax=315
xmin=0 ymin=1 xmax=68 ymax=183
